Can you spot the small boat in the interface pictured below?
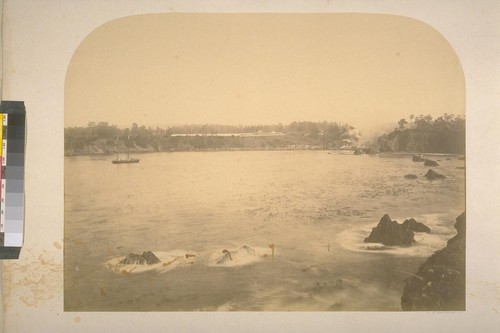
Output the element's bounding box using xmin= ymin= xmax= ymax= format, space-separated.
xmin=112 ymin=151 xmax=140 ymax=164
xmin=112 ymin=136 xmax=140 ymax=164
xmin=112 ymin=156 xmax=140 ymax=164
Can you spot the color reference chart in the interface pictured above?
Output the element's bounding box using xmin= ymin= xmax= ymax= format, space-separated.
xmin=0 ymin=101 xmax=26 ymax=259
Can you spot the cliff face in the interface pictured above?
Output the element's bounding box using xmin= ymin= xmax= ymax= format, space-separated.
xmin=401 ymin=212 xmax=466 ymax=311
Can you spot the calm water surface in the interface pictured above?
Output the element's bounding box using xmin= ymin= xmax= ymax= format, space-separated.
xmin=64 ymin=150 xmax=465 ymax=311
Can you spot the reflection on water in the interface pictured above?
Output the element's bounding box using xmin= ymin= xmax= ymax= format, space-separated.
xmin=64 ymin=151 xmax=465 ymax=311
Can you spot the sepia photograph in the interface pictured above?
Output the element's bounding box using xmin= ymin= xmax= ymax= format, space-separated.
xmin=63 ymin=13 xmax=466 ymax=312
xmin=2 ymin=0 xmax=499 ymax=331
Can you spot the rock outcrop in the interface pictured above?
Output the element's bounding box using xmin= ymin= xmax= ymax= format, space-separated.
xmin=401 ymin=212 xmax=465 ymax=311
xmin=424 ymin=159 xmax=439 ymax=166
xmin=364 ymin=214 xmax=415 ymax=246
xmin=354 ymin=147 xmax=379 ymax=155
xmin=354 ymin=149 xmax=363 ymax=155
xmin=412 ymin=154 xmax=426 ymax=162
xmin=120 ymin=251 xmax=161 ymax=265
xmin=424 ymin=169 xmax=445 ymax=180
xmin=404 ymin=174 xmax=417 ymax=179
xmin=401 ymin=218 xmax=431 ymax=233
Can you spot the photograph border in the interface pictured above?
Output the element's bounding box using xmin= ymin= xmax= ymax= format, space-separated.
xmin=1 ymin=1 xmax=499 ymax=332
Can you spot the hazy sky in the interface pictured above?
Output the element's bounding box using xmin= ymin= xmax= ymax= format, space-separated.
xmin=65 ymin=13 xmax=464 ymax=135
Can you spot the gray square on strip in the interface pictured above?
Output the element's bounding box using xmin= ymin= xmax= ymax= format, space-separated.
xmin=6 ymin=140 xmax=24 ymax=152
xmin=7 ymin=166 xmax=24 ymax=179
xmin=5 ymin=153 xmax=24 ymax=166
xmin=5 ymin=179 xmax=24 ymax=192
xmin=4 ymin=219 xmax=23 ymax=233
xmin=5 ymin=206 xmax=24 ymax=220
xmin=6 ymin=192 xmax=23 ymax=206
xmin=4 ymin=232 xmax=23 ymax=247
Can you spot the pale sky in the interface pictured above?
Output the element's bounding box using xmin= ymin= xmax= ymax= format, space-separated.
xmin=65 ymin=13 xmax=464 ymax=135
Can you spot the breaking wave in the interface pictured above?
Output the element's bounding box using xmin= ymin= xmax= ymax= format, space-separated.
xmin=337 ymin=222 xmax=455 ymax=257
xmin=104 ymin=245 xmax=273 ymax=274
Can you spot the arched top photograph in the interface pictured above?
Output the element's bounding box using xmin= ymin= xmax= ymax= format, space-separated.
xmin=64 ymin=13 xmax=465 ymax=312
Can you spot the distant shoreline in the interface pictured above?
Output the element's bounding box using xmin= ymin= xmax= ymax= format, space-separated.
xmin=65 ymin=115 xmax=465 ymax=156
xmin=64 ymin=148 xmax=464 ymax=158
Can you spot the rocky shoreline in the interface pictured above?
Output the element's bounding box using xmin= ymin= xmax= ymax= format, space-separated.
xmin=401 ymin=212 xmax=466 ymax=310
xmin=362 ymin=212 xmax=466 ymax=311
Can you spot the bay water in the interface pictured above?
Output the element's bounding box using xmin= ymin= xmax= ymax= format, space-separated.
xmin=64 ymin=150 xmax=465 ymax=311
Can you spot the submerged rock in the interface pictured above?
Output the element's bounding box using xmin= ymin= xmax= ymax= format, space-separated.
xmin=364 ymin=214 xmax=415 ymax=246
xmin=424 ymin=169 xmax=445 ymax=180
xmin=366 ymin=146 xmax=379 ymax=154
xmin=424 ymin=159 xmax=439 ymax=166
xmin=120 ymin=251 xmax=161 ymax=265
xmin=238 ymin=245 xmax=256 ymax=255
xmin=216 ymin=245 xmax=256 ymax=264
xmin=312 ymin=279 xmax=358 ymax=295
xmin=217 ymin=250 xmax=232 ymax=264
xmin=404 ymin=174 xmax=418 ymax=179
xmin=354 ymin=149 xmax=363 ymax=155
xmin=401 ymin=218 xmax=431 ymax=233
xmin=401 ymin=212 xmax=466 ymax=311
xmin=354 ymin=147 xmax=379 ymax=155
xmin=412 ymin=154 xmax=426 ymax=162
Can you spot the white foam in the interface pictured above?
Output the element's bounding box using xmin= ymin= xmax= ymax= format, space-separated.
xmin=104 ymin=250 xmax=198 ymax=274
xmin=337 ymin=223 xmax=454 ymax=257
xmin=207 ymin=245 xmax=273 ymax=267
xmin=104 ymin=245 xmax=274 ymax=274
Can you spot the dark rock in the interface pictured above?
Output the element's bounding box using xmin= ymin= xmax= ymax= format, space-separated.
xmin=364 ymin=214 xmax=415 ymax=246
xmin=424 ymin=169 xmax=445 ymax=180
xmin=120 ymin=251 xmax=161 ymax=265
xmin=217 ymin=250 xmax=232 ymax=264
xmin=454 ymin=211 xmax=465 ymax=236
xmin=142 ymin=251 xmax=161 ymax=264
xmin=401 ymin=212 xmax=465 ymax=311
xmin=312 ymin=279 xmax=357 ymax=295
xmin=424 ymin=159 xmax=439 ymax=166
xmin=120 ymin=253 xmax=145 ymax=265
xmin=412 ymin=154 xmax=426 ymax=162
xmin=354 ymin=147 xmax=379 ymax=155
xmin=401 ymin=218 xmax=431 ymax=233
xmin=404 ymin=174 xmax=417 ymax=179
xmin=238 ymin=245 xmax=256 ymax=255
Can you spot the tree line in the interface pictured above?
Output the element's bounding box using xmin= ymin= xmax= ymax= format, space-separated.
xmin=376 ymin=113 xmax=465 ymax=153
xmin=64 ymin=121 xmax=358 ymax=155
xmin=64 ymin=114 xmax=465 ymax=155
